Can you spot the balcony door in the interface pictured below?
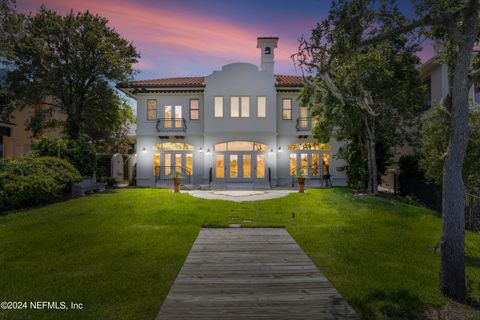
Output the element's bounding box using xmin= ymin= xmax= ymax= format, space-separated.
xmin=164 ymin=105 xmax=182 ymax=129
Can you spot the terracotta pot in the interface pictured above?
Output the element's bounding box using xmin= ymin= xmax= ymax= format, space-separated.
xmin=173 ymin=177 xmax=181 ymax=193
xmin=297 ymin=177 xmax=306 ymax=193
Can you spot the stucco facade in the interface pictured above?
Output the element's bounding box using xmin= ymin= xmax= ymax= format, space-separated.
xmin=119 ymin=37 xmax=348 ymax=188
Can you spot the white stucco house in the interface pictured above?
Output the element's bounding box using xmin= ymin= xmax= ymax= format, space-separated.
xmin=118 ymin=37 xmax=348 ymax=188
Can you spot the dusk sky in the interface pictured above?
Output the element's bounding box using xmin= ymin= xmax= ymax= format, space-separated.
xmin=16 ymin=0 xmax=434 ymax=81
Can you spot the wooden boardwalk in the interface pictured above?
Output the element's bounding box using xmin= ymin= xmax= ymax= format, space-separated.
xmin=156 ymin=228 xmax=359 ymax=320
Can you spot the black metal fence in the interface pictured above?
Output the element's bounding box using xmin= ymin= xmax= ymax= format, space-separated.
xmin=398 ymin=174 xmax=480 ymax=232
xmin=155 ymin=165 xmax=192 ymax=184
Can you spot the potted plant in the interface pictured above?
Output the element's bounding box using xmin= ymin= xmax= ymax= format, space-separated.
xmin=296 ymin=170 xmax=306 ymax=193
xmin=171 ymin=171 xmax=182 ymax=193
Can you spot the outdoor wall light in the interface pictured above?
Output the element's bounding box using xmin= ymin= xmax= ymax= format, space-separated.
xmin=269 ymin=148 xmax=275 ymax=155
xmin=142 ymin=147 xmax=147 ymax=153
xmin=199 ymin=147 xmax=204 ymax=153
xmin=206 ymin=149 xmax=211 ymax=155
xmin=278 ymin=146 xmax=283 ymax=153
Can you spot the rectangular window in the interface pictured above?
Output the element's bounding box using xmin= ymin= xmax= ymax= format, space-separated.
xmin=322 ymin=154 xmax=330 ymax=175
xmin=230 ymin=154 xmax=238 ymax=178
xmin=165 ymin=154 xmax=171 ymax=176
xmin=174 ymin=105 xmax=182 ymax=128
xmin=256 ymin=154 xmax=265 ymax=178
xmin=147 ymin=99 xmax=157 ymax=121
xmin=301 ymin=153 xmax=308 ymax=176
xmin=282 ymin=99 xmax=292 ymax=120
xmin=230 ymin=96 xmax=239 ymax=117
xmin=214 ymin=96 xmax=223 ymax=118
xmin=153 ymin=154 xmax=160 ymax=176
xmin=164 ymin=106 xmax=172 ymax=128
xmin=216 ymin=155 xmax=224 ymax=178
xmin=190 ymin=99 xmax=199 ymax=120
xmin=241 ymin=96 xmax=250 ymax=117
xmin=289 ymin=154 xmax=296 ymax=176
xmin=257 ymin=96 xmax=266 ymax=118
xmin=243 ymin=154 xmax=251 ymax=178
xmin=312 ymin=154 xmax=319 ymax=176
xmin=186 ymin=153 xmax=193 ymax=175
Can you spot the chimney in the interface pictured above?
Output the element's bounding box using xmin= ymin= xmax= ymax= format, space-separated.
xmin=257 ymin=37 xmax=278 ymax=74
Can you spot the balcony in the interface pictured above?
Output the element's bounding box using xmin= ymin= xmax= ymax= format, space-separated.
xmin=156 ymin=118 xmax=186 ymax=137
xmin=296 ymin=117 xmax=313 ymax=132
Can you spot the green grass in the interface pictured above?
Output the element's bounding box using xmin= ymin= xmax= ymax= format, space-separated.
xmin=0 ymin=188 xmax=479 ymax=319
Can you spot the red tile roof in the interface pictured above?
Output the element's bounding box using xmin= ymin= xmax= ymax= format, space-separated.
xmin=121 ymin=74 xmax=303 ymax=88
xmin=275 ymin=74 xmax=304 ymax=86
xmin=126 ymin=76 xmax=206 ymax=87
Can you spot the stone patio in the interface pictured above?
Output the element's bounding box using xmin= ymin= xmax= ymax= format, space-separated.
xmin=182 ymin=189 xmax=295 ymax=202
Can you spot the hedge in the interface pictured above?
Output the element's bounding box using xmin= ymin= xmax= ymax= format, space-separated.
xmin=0 ymin=156 xmax=82 ymax=211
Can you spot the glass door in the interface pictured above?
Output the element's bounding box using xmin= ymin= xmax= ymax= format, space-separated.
xmin=174 ymin=105 xmax=182 ymax=128
xmin=164 ymin=106 xmax=172 ymax=128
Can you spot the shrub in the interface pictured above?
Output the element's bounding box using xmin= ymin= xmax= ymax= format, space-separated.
xmin=33 ymin=137 xmax=97 ymax=176
xmin=0 ymin=156 xmax=81 ymax=211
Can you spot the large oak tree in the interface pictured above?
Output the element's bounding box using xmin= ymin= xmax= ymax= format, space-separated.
xmin=0 ymin=0 xmax=139 ymax=142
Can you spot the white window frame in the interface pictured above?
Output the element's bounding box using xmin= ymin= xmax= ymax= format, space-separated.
xmin=214 ymin=96 xmax=223 ymax=118
xmin=257 ymin=96 xmax=266 ymax=118
xmin=230 ymin=96 xmax=240 ymax=118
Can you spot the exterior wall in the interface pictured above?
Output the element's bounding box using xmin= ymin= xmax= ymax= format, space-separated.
xmin=1 ymin=105 xmax=63 ymax=159
xmin=133 ymin=63 xmax=348 ymax=188
xmin=204 ymin=63 xmax=277 ymax=133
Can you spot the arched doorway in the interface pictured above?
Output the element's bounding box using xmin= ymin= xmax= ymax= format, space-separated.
xmin=213 ymin=141 xmax=267 ymax=182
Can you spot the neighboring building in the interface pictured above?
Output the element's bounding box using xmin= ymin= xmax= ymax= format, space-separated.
xmin=119 ymin=37 xmax=348 ymax=188
xmin=0 ymin=69 xmax=64 ymax=158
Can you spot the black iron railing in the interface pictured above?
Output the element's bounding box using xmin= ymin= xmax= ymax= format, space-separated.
xmin=155 ymin=165 xmax=192 ymax=184
xmin=156 ymin=118 xmax=186 ymax=132
xmin=290 ymin=167 xmax=331 ymax=187
xmin=296 ymin=117 xmax=312 ymax=131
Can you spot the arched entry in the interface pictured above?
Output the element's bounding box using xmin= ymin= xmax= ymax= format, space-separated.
xmin=213 ymin=141 xmax=267 ymax=182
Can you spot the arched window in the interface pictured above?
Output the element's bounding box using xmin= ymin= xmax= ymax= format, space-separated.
xmin=265 ymin=47 xmax=271 ymax=55
xmin=151 ymin=143 xmax=194 ymax=151
xmin=214 ymin=141 xmax=267 ymax=152
xmin=288 ymin=143 xmax=330 ymax=151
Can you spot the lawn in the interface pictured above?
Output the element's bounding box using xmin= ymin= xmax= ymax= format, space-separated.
xmin=0 ymin=188 xmax=479 ymax=320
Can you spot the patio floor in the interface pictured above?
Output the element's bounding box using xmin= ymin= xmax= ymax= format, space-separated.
xmin=155 ymin=228 xmax=359 ymax=320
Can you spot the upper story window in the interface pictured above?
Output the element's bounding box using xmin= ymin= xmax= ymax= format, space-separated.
xmin=230 ymin=96 xmax=250 ymax=118
xmin=282 ymin=99 xmax=292 ymax=120
xmin=241 ymin=97 xmax=250 ymax=117
xmin=147 ymin=99 xmax=157 ymax=121
xmin=265 ymin=47 xmax=271 ymax=55
xmin=257 ymin=96 xmax=266 ymax=118
xmin=231 ymin=96 xmax=239 ymax=117
xmin=190 ymin=99 xmax=199 ymax=120
xmin=214 ymin=96 xmax=223 ymax=118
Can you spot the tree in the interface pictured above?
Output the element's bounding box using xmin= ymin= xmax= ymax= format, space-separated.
xmin=295 ymin=1 xmax=425 ymax=194
xmin=302 ymin=0 xmax=480 ymax=301
xmin=420 ymin=103 xmax=480 ymax=195
xmin=0 ymin=3 xmax=139 ymax=140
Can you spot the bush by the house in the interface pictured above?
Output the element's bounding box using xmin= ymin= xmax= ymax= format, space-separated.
xmin=0 ymin=156 xmax=81 ymax=211
xmin=33 ymin=137 xmax=97 ymax=176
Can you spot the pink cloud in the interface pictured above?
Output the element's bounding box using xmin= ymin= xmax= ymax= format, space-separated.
xmin=17 ymin=0 xmax=299 ymax=76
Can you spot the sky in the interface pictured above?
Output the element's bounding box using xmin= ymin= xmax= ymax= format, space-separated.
xmin=15 ymin=0 xmax=434 ymax=81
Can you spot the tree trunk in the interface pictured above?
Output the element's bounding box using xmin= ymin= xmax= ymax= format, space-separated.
xmin=440 ymin=18 xmax=478 ymax=301
xmin=365 ymin=118 xmax=378 ymax=194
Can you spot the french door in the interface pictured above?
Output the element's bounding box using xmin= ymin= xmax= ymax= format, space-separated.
xmin=289 ymin=152 xmax=329 ymax=177
xmin=154 ymin=151 xmax=193 ymax=177
xmin=214 ymin=152 xmax=266 ymax=181
xmin=164 ymin=105 xmax=182 ymax=129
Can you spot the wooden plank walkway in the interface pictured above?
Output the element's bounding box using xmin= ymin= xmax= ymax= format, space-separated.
xmin=156 ymin=228 xmax=359 ymax=320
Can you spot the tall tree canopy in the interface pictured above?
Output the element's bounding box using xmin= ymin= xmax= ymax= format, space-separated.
xmin=0 ymin=1 xmax=139 ymax=141
xmin=297 ymin=0 xmax=480 ymax=301
xmin=296 ymin=1 xmax=425 ymax=194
